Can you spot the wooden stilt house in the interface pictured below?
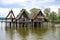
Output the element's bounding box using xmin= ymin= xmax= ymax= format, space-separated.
xmin=6 ymin=10 xmax=15 ymax=27
xmin=30 ymin=10 xmax=47 ymax=27
xmin=16 ymin=9 xmax=30 ymax=27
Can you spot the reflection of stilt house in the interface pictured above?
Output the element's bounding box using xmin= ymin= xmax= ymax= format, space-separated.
xmin=6 ymin=10 xmax=15 ymax=27
xmin=5 ymin=9 xmax=47 ymax=27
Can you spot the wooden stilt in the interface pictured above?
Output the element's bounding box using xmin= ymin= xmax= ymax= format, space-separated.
xmin=19 ymin=23 xmax=20 ymax=27
xmin=33 ymin=22 xmax=34 ymax=29
xmin=21 ymin=23 xmax=23 ymax=27
xmin=10 ymin=22 xmax=11 ymax=28
xmin=23 ymin=23 xmax=24 ymax=27
xmin=15 ymin=19 xmax=17 ymax=28
xmin=21 ymin=23 xmax=22 ymax=28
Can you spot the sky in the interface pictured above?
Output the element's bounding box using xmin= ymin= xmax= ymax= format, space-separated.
xmin=0 ymin=0 xmax=60 ymax=17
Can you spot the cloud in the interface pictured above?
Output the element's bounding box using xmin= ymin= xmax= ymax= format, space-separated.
xmin=0 ymin=0 xmax=56 ymax=10
xmin=44 ymin=5 xmax=60 ymax=13
xmin=1 ymin=0 xmax=55 ymax=5
xmin=0 ymin=5 xmax=60 ymax=17
xmin=0 ymin=8 xmax=31 ymax=17
xmin=18 ymin=0 xmax=56 ymax=10
xmin=0 ymin=0 xmax=59 ymax=17
xmin=1 ymin=0 xmax=28 ymax=5
xmin=0 ymin=8 xmax=10 ymax=17
xmin=0 ymin=8 xmax=21 ymax=17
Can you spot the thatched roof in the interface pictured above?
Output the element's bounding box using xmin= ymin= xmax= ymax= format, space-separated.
xmin=29 ymin=10 xmax=45 ymax=19
xmin=16 ymin=10 xmax=48 ymax=22
xmin=16 ymin=12 xmax=22 ymax=19
xmin=6 ymin=10 xmax=15 ymax=18
xmin=16 ymin=10 xmax=30 ymax=20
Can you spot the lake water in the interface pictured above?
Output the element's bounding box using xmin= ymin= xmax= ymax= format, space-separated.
xmin=0 ymin=22 xmax=60 ymax=40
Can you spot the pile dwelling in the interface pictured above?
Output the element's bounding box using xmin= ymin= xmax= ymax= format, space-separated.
xmin=5 ymin=9 xmax=47 ymax=28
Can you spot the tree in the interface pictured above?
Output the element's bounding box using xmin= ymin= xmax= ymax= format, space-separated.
xmin=30 ymin=8 xmax=40 ymax=13
xmin=16 ymin=9 xmax=29 ymax=18
xmin=49 ymin=11 xmax=57 ymax=22
xmin=20 ymin=9 xmax=29 ymax=15
xmin=57 ymin=8 xmax=60 ymax=20
xmin=44 ymin=8 xmax=50 ymax=17
xmin=58 ymin=15 xmax=60 ymax=20
xmin=58 ymin=8 xmax=60 ymax=14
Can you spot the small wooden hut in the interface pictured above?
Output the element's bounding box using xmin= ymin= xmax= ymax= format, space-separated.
xmin=6 ymin=10 xmax=15 ymax=27
xmin=30 ymin=10 xmax=47 ymax=27
xmin=16 ymin=9 xmax=30 ymax=27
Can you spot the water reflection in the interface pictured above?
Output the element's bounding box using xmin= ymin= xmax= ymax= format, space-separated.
xmin=5 ymin=26 xmax=48 ymax=40
xmin=0 ymin=25 xmax=59 ymax=40
xmin=5 ymin=29 xmax=14 ymax=40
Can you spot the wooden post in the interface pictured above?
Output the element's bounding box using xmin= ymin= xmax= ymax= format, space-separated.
xmin=5 ymin=18 xmax=7 ymax=27
xmin=23 ymin=23 xmax=24 ymax=27
xmin=21 ymin=23 xmax=22 ymax=28
xmin=31 ymin=19 xmax=33 ymax=28
xmin=16 ymin=20 xmax=17 ymax=28
xmin=33 ymin=22 xmax=34 ymax=29
xmin=21 ymin=23 xmax=23 ymax=27
xmin=24 ymin=22 xmax=25 ymax=27
xmin=19 ymin=22 xmax=20 ymax=27
xmin=39 ymin=22 xmax=40 ymax=27
xmin=37 ymin=22 xmax=38 ymax=27
xmin=10 ymin=22 xmax=11 ymax=28
xmin=36 ymin=22 xmax=37 ymax=27
xmin=13 ymin=22 xmax=14 ymax=27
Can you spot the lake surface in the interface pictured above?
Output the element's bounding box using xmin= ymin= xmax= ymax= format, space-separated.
xmin=0 ymin=22 xmax=60 ymax=40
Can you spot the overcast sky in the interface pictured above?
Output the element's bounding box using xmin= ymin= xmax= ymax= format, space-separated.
xmin=0 ymin=0 xmax=60 ymax=17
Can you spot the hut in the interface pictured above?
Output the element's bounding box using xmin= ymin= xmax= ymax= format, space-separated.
xmin=16 ymin=9 xmax=30 ymax=27
xmin=29 ymin=10 xmax=47 ymax=27
xmin=5 ymin=10 xmax=15 ymax=27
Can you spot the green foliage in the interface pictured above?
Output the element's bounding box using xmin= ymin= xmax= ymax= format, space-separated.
xmin=58 ymin=8 xmax=60 ymax=14
xmin=20 ymin=9 xmax=29 ymax=15
xmin=57 ymin=8 xmax=60 ymax=20
xmin=49 ymin=11 xmax=57 ymax=21
xmin=44 ymin=8 xmax=50 ymax=17
xmin=20 ymin=9 xmax=26 ymax=12
xmin=30 ymin=8 xmax=40 ymax=13
xmin=58 ymin=15 xmax=60 ymax=20
xmin=16 ymin=9 xmax=29 ymax=18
